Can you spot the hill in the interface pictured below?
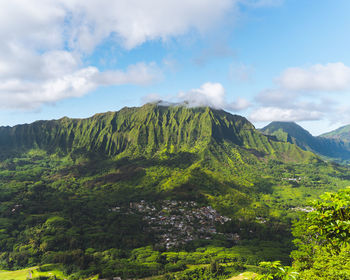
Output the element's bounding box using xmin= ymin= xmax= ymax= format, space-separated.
xmin=0 ymin=103 xmax=349 ymax=279
xmin=260 ymin=121 xmax=350 ymax=162
xmin=320 ymin=124 xmax=350 ymax=142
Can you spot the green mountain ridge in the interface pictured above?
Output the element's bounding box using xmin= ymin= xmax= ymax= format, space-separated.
xmin=0 ymin=103 xmax=314 ymax=163
xmin=260 ymin=121 xmax=350 ymax=162
xmin=320 ymin=124 xmax=350 ymax=142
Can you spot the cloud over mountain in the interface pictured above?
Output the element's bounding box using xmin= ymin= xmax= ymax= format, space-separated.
xmin=143 ymin=82 xmax=250 ymax=112
xmin=178 ymin=83 xmax=226 ymax=109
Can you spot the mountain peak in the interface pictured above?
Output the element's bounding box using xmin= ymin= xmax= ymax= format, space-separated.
xmin=263 ymin=121 xmax=309 ymax=132
xmin=261 ymin=121 xmax=313 ymax=143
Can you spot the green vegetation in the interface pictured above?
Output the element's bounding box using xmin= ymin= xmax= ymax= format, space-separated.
xmin=0 ymin=104 xmax=349 ymax=279
xmin=255 ymin=261 xmax=298 ymax=280
xmin=0 ymin=264 xmax=68 ymax=280
xmin=291 ymin=187 xmax=350 ymax=279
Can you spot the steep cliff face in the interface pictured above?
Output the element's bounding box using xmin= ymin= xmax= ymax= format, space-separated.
xmin=0 ymin=103 xmax=314 ymax=163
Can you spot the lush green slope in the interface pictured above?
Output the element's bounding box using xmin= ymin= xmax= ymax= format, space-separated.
xmin=320 ymin=124 xmax=350 ymax=142
xmin=1 ymin=104 xmax=233 ymax=156
xmin=0 ymin=104 xmax=349 ymax=279
xmin=260 ymin=121 xmax=350 ymax=162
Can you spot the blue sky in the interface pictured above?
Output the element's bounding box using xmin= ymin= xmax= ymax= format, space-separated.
xmin=1 ymin=0 xmax=350 ymax=135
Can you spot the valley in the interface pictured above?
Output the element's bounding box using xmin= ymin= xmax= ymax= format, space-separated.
xmin=0 ymin=104 xmax=349 ymax=279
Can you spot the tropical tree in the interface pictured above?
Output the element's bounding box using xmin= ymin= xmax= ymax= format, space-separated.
xmin=291 ymin=187 xmax=350 ymax=279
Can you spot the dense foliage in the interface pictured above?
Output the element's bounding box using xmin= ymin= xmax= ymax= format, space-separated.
xmin=256 ymin=187 xmax=350 ymax=280
xmin=256 ymin=261 xmax=298 ymax=280
xmin=291 ymin=187 xmax=350 ymax=279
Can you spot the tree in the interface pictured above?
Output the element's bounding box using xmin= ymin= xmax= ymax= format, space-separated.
xmin=255 ymin=261 xmax=298 ymax=280
xmin=291 ymin=187 xmax=350 ymax=278
xmin=297 ymin=243 xmax=350 ymax=280
xmin=257 ymin=187 xmax=350 ymax=280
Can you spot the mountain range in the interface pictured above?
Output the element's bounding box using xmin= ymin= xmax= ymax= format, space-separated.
xmin=0 ymin=103 xmax=350 ymax=278
xmin=2 ymin=103 xmax=350 ymax=163
xmin=0 ymin=103 xmax=314 ymax=162
xmin=260 ymin=121 xmax=350 ymax=163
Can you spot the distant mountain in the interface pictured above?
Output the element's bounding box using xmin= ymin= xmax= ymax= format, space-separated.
xmin=260 ymin=122 xmax=314 ymax=150
xmin=260 ymin=121 xmax=350 ymax=162
xmin=320 ymin=124 xmax=350 ymax=142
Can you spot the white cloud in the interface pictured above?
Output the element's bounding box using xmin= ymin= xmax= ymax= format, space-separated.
xmin=0 ymin=1 xmax=65 ymax=51
xmin=178 ymin=82 xmax=226 ymax=109
xmin=0 ymin=0 xmax=280 ymax=110
xmin=251 ymin=62 xmax=350 ymax=122
xmin=4 ymin=0 xmax=278 ymax=54
xmin=93 ymin=62 xmax=161 ymax=86
xmin=252 ymin=87 xmax=333 ymax=122
xmin=227 ymin=98 xmax=251 ymax=111
xmin=255 ymin=89 xmax=296 ymax=107
xmin=0 ymin=62 xmax=159 ymax=109
xmin=249 ymin=107 xmax=322 ymax=122
xmin=142 ymin=93 xmax=163 ymax=104
xmin=141 ymin=82 xmax=251 ymax=111
xmin=0 ymin=0 xmax=178 ymax=109
xmin=277 ymin=62 xmax=350 ymax=92
xmin=0 ymin=0 xmax=277 ymax=52
xmin=160 ymin=82 xmax=250 ymax=111
xmin=61 ymin=0 xmax=239 ymax=51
